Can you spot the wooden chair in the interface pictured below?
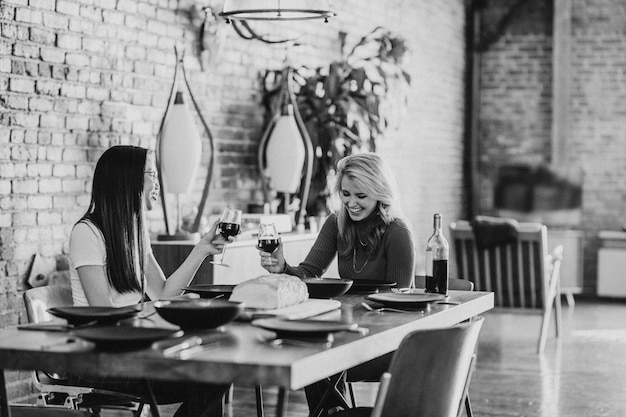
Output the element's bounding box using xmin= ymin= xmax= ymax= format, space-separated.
xmin=332 ymin=317 xmax=485 ymax=417
xmin=346 ymin=276 xmax=477 ymax=416
xmin=22 ymin=285 xmax=151 ymax=416
xmin=449 ymin=220 xmax=563 ymax=353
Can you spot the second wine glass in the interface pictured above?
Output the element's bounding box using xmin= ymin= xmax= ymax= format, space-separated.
xmin=258 ymin=222 xmax=279 ymax=253
xmin=211 ymin=208 xmax=242 ymax=267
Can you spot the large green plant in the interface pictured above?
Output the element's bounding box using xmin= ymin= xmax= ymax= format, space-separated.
xmin=262 ymin=27 xmax=411 ymax=216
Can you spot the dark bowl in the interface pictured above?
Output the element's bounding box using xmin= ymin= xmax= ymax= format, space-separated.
xmin=302 ymin=278 xmax=354 ymax=299
xmin=153 ymin=299 xmax=244 ymax=330
xmin=182 ymin=284 xmax=235 ymax=299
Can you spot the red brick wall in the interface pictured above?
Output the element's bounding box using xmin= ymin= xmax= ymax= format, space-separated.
xmin=1 ymin=0 xmax=468 ymax=400
xmin=476 ymin=0 xmax=626 ymax=293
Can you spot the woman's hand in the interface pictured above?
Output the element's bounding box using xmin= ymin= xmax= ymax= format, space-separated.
xmin=258 ymin=238 xmax=286 ymax=273
xmin=197 ymin=219 xmax=233 ymax=256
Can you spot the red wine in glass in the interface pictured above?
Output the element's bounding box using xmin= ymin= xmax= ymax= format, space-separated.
xmin=258 ymin=238 xmax=279 ymax=253
xmin=211 ymin=208 xmax=242 ymax=267
xmin=220 ymin=222 xmax=241 ymax=239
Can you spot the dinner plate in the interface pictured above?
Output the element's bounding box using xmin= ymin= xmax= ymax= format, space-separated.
xmin=47 ymin=306 xmax=141 ymax=326
xmin=72 ymin=325 xmax=184 ymax=348
xmin=365 ymin=293 xmax=447 ymax=309
xmin=182 ymin=284 xmax=235 ymax=299
xmin=252 ymin=318 xmax=358 ymax=338
xmin=346 ymin=280 xmax=397 ymax=294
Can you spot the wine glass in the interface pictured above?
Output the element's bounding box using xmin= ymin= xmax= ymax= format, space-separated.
xmin=211 ymin=208 xmax=242 ymax=267
xmin=258 ymin=222 xmax=280 ymax=254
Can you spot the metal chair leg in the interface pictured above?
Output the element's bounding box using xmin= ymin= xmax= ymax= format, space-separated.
xmin=276 ymin=388 xmax=288 ymax=417
xmin=347 ymin=382 xmax=356 ymax=408
xmin=464 ymin=395 xmax=473 ymax=417
xmin=225 ymin=384 xmax=234 ymax=404
xmin=255 ymin=385 xmax=264 ymax=417
xmin=142 ymin=380 xmax=161 ymax=417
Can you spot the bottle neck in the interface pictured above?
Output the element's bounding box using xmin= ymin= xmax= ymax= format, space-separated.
xmin=433 ymin=214 xmax=442 ymax=234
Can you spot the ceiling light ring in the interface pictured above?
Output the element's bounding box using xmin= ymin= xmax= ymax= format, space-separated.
xmin=220 ymin=8 xmax=335 ymax=21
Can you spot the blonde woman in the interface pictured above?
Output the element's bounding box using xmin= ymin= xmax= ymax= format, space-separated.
xmin=259 ymin=152 xmax=415 ymax=415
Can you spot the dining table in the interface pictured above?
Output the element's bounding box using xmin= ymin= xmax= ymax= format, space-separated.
xmin=0 ymin=289 xmax=494 ymax=417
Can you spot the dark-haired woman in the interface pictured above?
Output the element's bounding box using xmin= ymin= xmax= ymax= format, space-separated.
xmin=68 ymin=145 xmax=229 ymax=417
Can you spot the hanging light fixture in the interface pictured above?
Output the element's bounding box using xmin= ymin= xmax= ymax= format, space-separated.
xmin=156 ymin=47 xmax=215 ymax=241
xmin=263 ymin=104 xmax=306 ymax=195
xmin=220 ymin=0 xmax=336 ymax=22
xmin=258 ymin=67 xmax=313 ymax=226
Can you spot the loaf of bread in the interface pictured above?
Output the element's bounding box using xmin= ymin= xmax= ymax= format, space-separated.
xmin=230 ymin=274 xmax=308 ymax=309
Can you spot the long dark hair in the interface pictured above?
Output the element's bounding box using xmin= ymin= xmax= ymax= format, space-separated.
xmin=78 ymin=145 xmax=148 ymax=294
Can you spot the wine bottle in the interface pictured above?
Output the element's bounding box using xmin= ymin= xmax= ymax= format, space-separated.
xmin=425 ymin=213 xmax=449 ymax=295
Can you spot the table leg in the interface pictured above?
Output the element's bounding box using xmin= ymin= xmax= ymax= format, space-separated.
xmin=276 ymin=387 xmax=288 ymax=417
xmin=0 ymin=370 xmax=10 ymax=417
xmin=143 ymin=380 xmax=161 ymax=417
xmin=309 ymin=371 xmax=351 ymax=417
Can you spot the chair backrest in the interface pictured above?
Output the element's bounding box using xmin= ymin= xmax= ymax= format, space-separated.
xmin=378 ymin=317 xmax=484 ymax=417
xmin=414 ymin=275 xmax=474 ymax=291
xmin=450 ymin=220 xmax=548 ymax=308
xmin=23 ymin=285 xmax=73 ymax=324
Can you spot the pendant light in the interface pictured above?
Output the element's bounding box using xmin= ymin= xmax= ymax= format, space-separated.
xmin=220 ymin=0 xmax=336 ymax=22
xmin=258 ymin=67 xmax=313 ymax=226
xmin=160 ymin=91 xmax=202 ymax=195
xmin=156 ymin=48 xmax=215 ymax=240
xmin=264 ymin=104 xmax=306 ymax=194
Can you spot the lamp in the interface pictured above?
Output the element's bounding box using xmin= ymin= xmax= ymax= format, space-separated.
xmin=264 ymin=104 xmax=306 ymax=194
xmin=159 ymin=91 xmax=202 ymax=239
xmin=157 ymin=48 xmax=215 ymax=240
xmin=258 ymin=67 xmax=313 ymax=226
xmin=220 ymin=0 xmax=336 ymax=22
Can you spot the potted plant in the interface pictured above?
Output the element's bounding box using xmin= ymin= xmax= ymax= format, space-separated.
xmin=262 ymin=26 xmax=411 ymax=217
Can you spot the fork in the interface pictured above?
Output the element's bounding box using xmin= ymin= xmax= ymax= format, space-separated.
xmin=361 ymin=302 xmax=423 ymax=314
xmin=266 ymin=338 xmax=332 ymax=349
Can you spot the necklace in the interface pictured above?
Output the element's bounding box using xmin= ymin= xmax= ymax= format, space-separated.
xmin=352 ymin=247 xmax=370 ymax=274
xmin=356 ymin=230 xmax=368 ymax=247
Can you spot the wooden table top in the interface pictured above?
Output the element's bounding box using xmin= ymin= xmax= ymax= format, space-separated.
xmin=0 ymin=291 xmax=493 ymax=391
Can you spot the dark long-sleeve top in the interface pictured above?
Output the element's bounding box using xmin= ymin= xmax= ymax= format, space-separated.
xmin=285 ymin=213 xmax=415 ymax=288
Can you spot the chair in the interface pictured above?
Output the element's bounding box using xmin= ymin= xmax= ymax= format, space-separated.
xmin=450 ymin=219 xmax=563 ymax=353
xmin=22 ymin=285 xmax=151 ymax=416
xmin=346 ymin=276 xmax=477 ymax=416
xmin=332 ymin=317 xmax=484 ymax=417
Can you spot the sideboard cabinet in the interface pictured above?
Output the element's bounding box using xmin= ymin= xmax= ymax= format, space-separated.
xmin=152 ymin=232 xmax=339 ymax=285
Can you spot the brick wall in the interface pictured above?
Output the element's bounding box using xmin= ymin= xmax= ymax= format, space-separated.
xmin=0 ymin=0 xmax=467 ymax=400
xmin=476 ymin=0 xmax=626 ymax=293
